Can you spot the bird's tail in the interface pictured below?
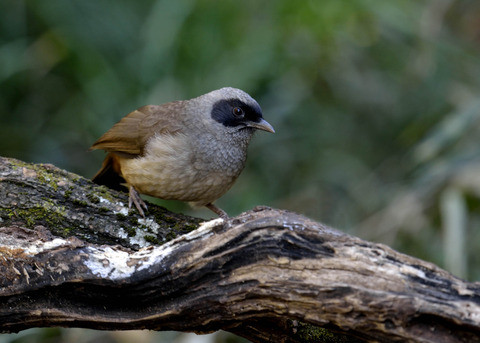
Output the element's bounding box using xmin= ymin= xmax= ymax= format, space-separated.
xmin=92 ymin=153 xmax=126 ymax=192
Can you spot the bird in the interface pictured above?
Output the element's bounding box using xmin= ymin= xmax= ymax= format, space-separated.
xmin=90 ymin=87 xmax=274 ymax=219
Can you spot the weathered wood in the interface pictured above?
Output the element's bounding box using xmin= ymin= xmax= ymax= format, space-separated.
xmin=0 ymin=156 xmax=479 ymax=343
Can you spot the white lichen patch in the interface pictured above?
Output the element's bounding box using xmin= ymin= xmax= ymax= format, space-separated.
xmin=84 ymin=241 xmax=174 ymax=279
xmin=138 ymin=218 xmax=160 ymax=234
xmin=127 ymin=228 xmax=162 ymax=248
xmin=97 ymin=197 xmax=164 ymax=247
xmin=99 ymin=196 xmax=129 ymax=216
xmin=83 ymin=217 xmax=223 ymax=280
xmin=22 ymin=238 xmax=71 ymax=255
xmin=117 ymin=218 xmax=163 ymax=248
xmin=98 ymin=196 xmax=111 ymax=204
xmin=115 ymin=227 xmax=129 ymax=240
xmin=83 ymin=246 xmax=134 ymax=279
xmin=115 ymin=207 xmax=129 ymax=216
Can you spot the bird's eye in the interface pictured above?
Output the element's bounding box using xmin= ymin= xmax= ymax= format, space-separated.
xmin=232 ymin=107 xmax=244 ymax=116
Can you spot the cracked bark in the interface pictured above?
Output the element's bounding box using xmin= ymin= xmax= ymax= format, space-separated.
xmin=0 ymin=156 xmax=479 ymax=343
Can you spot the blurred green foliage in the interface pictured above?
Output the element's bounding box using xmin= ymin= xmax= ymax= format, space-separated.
xmin=1 ymin=0 xmax=480 ymax=341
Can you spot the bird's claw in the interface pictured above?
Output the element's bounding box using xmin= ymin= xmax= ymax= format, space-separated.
xmin=128 ymin=186 xmax=148 ymax=217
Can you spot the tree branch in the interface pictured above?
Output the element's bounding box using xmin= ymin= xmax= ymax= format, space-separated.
xmin=0 ymin=156 xmax=479 ymax=343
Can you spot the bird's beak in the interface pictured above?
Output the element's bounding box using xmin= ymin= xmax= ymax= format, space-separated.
xmin=247 ymin=118 xmax=275 ymax=133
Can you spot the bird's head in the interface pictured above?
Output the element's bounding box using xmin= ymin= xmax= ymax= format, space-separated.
xmin=205 ymin=87 xmax=275 ymax=134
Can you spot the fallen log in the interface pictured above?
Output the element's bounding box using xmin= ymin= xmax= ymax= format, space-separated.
xmin=0 ymin=156 xmax=479 ymax=342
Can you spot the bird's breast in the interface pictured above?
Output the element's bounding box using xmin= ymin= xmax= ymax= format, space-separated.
xmin=118 ymin=133 xmax=247 ymax=204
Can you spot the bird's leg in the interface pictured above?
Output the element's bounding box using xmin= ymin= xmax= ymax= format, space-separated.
xmin=206 ymin=203 xmax=229 ymax=220
xmin=128 ymin=185 xmax=148 ymax=217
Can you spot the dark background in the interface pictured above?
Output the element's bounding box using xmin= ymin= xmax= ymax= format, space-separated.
xmin=1 ymin=1 xmax=480 ymax=342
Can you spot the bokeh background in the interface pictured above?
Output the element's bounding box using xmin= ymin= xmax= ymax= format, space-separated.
xmin=1 ymin=0 xmax=480 ymax=342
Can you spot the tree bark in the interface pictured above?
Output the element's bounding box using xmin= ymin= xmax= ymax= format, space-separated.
xmin=0 ymin=156 xmax=479 ymax=343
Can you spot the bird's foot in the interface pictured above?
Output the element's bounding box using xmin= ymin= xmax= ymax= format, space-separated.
xmin=128 ymin=186 xmax=148 ymax=217
xmin=206 ymin=203 xmax=229 ymax=220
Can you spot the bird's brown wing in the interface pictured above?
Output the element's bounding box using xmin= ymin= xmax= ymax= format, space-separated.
xmin=90 ymin=101 xmax=186 ymax=156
